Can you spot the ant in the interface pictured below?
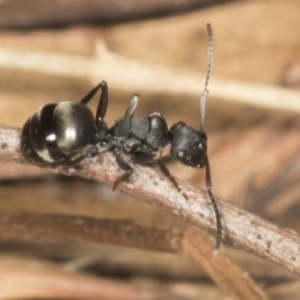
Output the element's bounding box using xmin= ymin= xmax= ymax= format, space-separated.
xmin=20 ymin=23 xmax=222 ymax=251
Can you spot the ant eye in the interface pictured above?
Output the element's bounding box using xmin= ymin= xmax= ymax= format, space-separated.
xmin=198 ymin=143 xmax=204 ymax=150
xmin=177 ymin=150 xmax=185 ymax=158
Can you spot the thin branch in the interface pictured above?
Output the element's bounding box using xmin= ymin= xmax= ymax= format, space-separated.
xmin=0 ymin=0 xmax=223 ymax=29
xmin=1 ymin=254 xmax=261 ymax=300
xmin=0 ymin=255 xmax=162 ymax=300
xmin=0 ymin=213 xmax=182 ymax=253
xmin=0 ymin=45 xmax=300 ymax=113
xmin=1 ymin=124 xmax=300 ymax=277
xmin=183 ymin=227 xmax=269 ymax=300
xmin=0 ymin=213 xmax=269 ymax=299
xmin=266 ymin=278 xmax=300 ymax=299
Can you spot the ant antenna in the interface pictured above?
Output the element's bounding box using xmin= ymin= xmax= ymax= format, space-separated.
xmin=205 ymin=151 xmax=222 ymax=253
xmin=200 ymin=24 xmax=222 ymax=253
xmin=200 ymin=23 xmax=213 ymax=132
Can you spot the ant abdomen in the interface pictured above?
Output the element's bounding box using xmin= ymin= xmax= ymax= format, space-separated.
xmin=21 ymin=81 xmax=109 ymax=166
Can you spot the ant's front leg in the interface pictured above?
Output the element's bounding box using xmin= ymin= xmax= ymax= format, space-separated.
xmin=130 ymin=152 xmax=155 ymax=165
xmin=113 ymin=148 xmax=133 ymax=190
xmin=131 ymin=151 xmax=187 ymax=199
xmin=154 ymin=155 xmax=187 ymax=199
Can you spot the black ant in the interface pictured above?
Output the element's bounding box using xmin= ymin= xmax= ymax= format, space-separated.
xmin=20 ymin=23 xmax=222 ymax=251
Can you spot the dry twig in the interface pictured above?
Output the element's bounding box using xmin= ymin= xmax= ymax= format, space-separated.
xmin=0 ymin=213 xmax=269 ymax=299
xmin=0 ymin=45 xmax=300 ymax=113
xmin=0 ymin=214 xmax=182 ymax=253
xmin=0 ymin=0 xmax=225 ymax=29
xmin=0 ymin=124 xmax=300 ymax=278
xmin=0 ymin=255 xmax=162 ymax=300
xmin=0 ymin=254 xmax=248 ymax=300
xmin=183 ymin=227 xmax=269 ymax=300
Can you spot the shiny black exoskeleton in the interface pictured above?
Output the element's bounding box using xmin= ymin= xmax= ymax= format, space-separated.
xmin=170 ymin=122 xmax=208 ymax=168
xmin=20 ymin=81 xmax=109 ymax=166
xmin=20 ymin=23 xmax=221 ymax=251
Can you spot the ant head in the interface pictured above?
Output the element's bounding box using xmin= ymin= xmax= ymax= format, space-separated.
xmin=169 ymin=24 xmax=213 ymax=169
xmin=170 ymin=122 xmax=207 ymax=168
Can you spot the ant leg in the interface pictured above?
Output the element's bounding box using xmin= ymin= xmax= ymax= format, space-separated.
xmin=56 ymin=144 xmax=111 ymax=170
xmin=95 ymin=82 xmax=108 ymax=127
xmin=80 ymin=81 xmax=106 ymax=105
xmin=47 ymin=155 xmax=82 ymax=169
xmin=61 ymin=155 xmax=86 ymax=168
xmin=204 ymin=153 xmax=222 ymax=253
xmin=113 ymin=149 xmax=133 ymax=190
xmin=85 ymin=143 xmax=111 ymax=158
xmin=79 ymin=81 xmax=109 ymax=143
xmin=79 ymin=81 xmax=108 ymax=127
xmin=130 ymin=150 xmax=186 ymax=198
xmin=155 ymin=156 xmax=187 ymax=199
xmin=130 ymin=152 xmax=155 ymax=165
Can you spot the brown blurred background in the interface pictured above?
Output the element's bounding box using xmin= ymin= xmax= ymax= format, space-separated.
xmin=0 ymin=0 xmax=300 ymax=299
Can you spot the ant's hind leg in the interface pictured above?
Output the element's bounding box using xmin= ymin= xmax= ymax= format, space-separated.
xmin=130 ymin=152 xmax=155 ymax=166
xmin=113 ymin=150 xmax=134 ymax=190
xmin=79 ymin=81 xmax=108 ymax=129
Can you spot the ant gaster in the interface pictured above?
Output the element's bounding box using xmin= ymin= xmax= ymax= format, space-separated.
xmin=20 ymin=81 xmax=109 ymax=166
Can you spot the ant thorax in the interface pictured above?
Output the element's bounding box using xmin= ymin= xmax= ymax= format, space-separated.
xmin=108 ymin=113 xmax=171 ymax=153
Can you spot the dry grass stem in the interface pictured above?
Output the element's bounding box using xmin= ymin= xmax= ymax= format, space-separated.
xmin=0 ymin=124 xmax=300 ymax=277
xmin=0 ymin=0 xmax=221 ymax=29
xmin=0 ymin=213 xmax=182 ymax=253
xmin=183 ymin=227 xmax=269 ymax=300
xmin=0 ymin=213 xmax=268 ymax=298
xmin=0 ymin=256 xmax=161 ymax=300
xmin=0 ymin=45 xmax=300 ymax=113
